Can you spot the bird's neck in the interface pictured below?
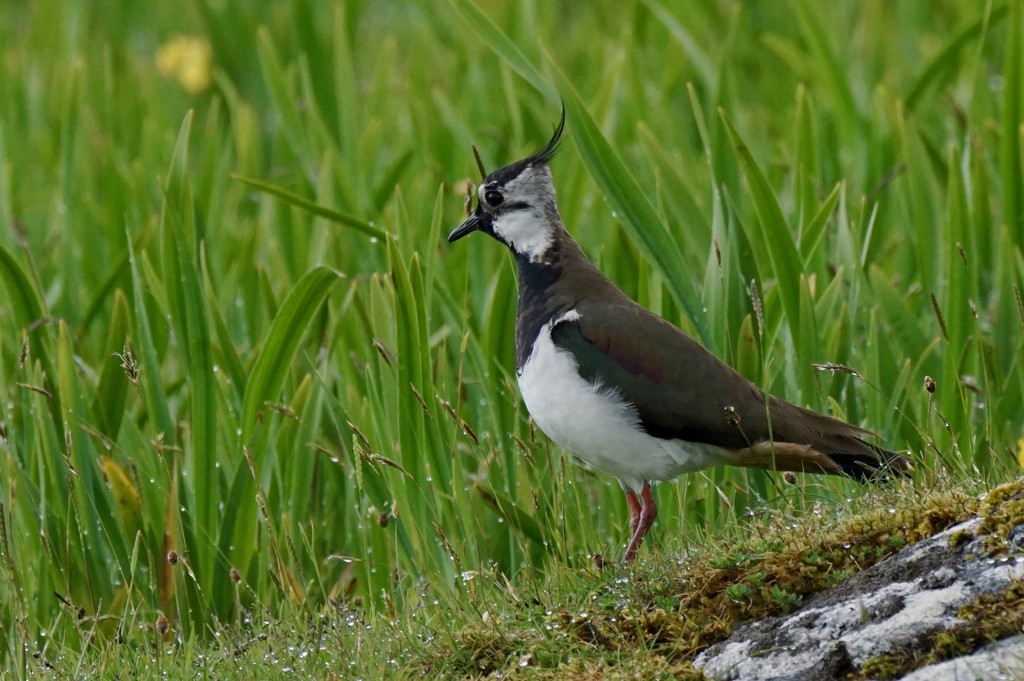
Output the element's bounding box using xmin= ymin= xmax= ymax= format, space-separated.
xmin=514 ymin=247 xmax=563 ymax=369
xmin=512 ymin=230 xmax=609 ymax=368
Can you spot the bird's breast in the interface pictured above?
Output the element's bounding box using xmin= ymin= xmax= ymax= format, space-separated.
xmin=516 ymin=311 xmax=727 ymax=489
xmin=517 ymin=314 xmax=640 ymax=462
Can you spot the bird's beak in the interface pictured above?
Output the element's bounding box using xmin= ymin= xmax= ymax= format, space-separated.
xmin=447 ymin=213 xmax=482 ymax=243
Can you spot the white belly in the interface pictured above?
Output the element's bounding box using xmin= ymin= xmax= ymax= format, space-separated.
xmin=517 ymin=311 xmax=729 ymax=492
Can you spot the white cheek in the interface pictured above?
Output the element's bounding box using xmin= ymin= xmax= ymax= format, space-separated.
xmin=493 ymin=211 xmax=551 ymax=262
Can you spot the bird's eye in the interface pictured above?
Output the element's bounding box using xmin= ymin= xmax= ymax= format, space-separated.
xmin=484 ymin=189 xmax=504 ymax=206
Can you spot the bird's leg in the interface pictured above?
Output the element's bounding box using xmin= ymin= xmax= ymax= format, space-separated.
xmin=625 ymin=489 xmax=642 ymax=536
xmin=622 ymin=483 xmax=657 ymax=564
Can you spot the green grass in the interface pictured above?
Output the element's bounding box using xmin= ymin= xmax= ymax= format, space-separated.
xmin=0 ymin=0 xmax=1022 ymax=677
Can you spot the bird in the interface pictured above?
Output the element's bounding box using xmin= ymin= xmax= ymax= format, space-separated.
xmin=447 ymin=110 xmax=912 ymax=564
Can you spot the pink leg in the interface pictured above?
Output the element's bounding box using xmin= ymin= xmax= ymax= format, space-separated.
xmin=625 ymin=489 xmax=642 ymax=536
xmin=622 ymin=483 xmax=657 ymax=564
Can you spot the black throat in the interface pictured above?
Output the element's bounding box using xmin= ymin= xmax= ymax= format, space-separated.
xmin=512 ymin=228 xmax=595 ymax=371
xmin=514 ymin=255 xmax=562 ymax=370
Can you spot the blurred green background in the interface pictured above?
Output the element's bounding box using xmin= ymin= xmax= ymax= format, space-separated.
xmin=0 ymin=0 xmax=1021 ymax=673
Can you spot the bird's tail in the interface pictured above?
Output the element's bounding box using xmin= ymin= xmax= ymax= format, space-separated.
xmin=826 ymin=442 xmax=913 ymax=482
xmin=727 ymin=439 xmax=912 ymax=483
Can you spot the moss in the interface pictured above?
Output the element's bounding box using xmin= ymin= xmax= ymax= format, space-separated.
xmin=947 ymin=529 xmax=972 ymax=548
xmin=953 ymin=578 xmax=1024 ymax=636
xmin=858 ymin=654 xmax=905 ymax=680
xmin=975 ymin=478 xmax=1024 ymax=557
xmin=436 ymin=625 xmax=537 ymax=676
xmin=557 ymin=656 xmax=707 ymax=680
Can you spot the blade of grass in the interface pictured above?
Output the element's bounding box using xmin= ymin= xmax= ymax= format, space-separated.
xmin=448 ymin=0 xmax=557 ymax=102
xmin=641 ymin=0 xmax=715 ymax=89
xmin=1001 ymin=0 xmax=1024 ymax=241
xmin=0 ymin=247 xmax=59 ymax=429
xmin=794 ymin=0 xmax=860 ymax=134
xmin=201 ymin=252 xmax=247 ymax=401
xmin=56 ymin=321 xmax=131 ymax=590
xmin=240 ymin=266 xmax=343 ymax=440
xmin=905 ymin=4 xmax=1009 ymax=111
xmin=91 ymin=289 xmax=132 ymax=440
xmin=126 ymin=232 xmax=174 ymax=446
xmin=232 ymin=174 xmax=384 ymax=239
xmin=799 ymin=182 xmax=842 ymax=264
xmin=159 ymin=114 xmax=222 ymax=601
xmin=720 ymin=112 xmax=804 ymax=343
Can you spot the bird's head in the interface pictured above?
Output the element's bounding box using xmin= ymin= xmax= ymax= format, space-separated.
xmin=448 ymin=109 xmax=565 ymax=263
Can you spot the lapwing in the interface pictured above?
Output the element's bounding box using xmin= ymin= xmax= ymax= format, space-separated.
xmin=448 ymin=111 xmax=912 ymax=564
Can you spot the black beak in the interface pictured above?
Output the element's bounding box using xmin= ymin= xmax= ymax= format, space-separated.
xmin=447 ymin=214 xmax=482 ymax=243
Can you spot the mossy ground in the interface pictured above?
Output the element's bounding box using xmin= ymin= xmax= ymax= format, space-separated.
xmin=413 ymin=477 xmax=1024 ymax=678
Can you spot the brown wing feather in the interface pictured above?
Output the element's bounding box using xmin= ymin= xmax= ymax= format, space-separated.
xmin=567 ymin=297 xmax=883 ymax=456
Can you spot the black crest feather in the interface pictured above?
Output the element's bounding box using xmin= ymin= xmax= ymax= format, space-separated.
xmin=482 ymin=105 xmax=566 ymax=189
xmin=527 ymin=104 xmax=565 ymax=167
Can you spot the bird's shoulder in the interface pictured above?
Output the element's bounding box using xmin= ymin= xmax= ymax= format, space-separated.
xmin=554 ymin=295 xmax=717 ymax=383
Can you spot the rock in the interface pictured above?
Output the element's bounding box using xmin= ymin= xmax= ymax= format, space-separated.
xmin=899 ymin=635 xmax=1024 ymax=681
xmin=694 ymin=512 xmax=1024 ymax=681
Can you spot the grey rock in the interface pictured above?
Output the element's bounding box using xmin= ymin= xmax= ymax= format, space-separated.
xmin=694 ymin=515 xmax=1024 ymax=681
xmin=899 ymin=635 xmax=1024 ymax=681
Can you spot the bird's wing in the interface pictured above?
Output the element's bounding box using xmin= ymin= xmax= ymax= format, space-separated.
xmin=550 ymin=300 xmax=870 ymax=450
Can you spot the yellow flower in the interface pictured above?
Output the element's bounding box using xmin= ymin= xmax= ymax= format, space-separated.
xmin=155 ymin=35 xmax=213 ymax=95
